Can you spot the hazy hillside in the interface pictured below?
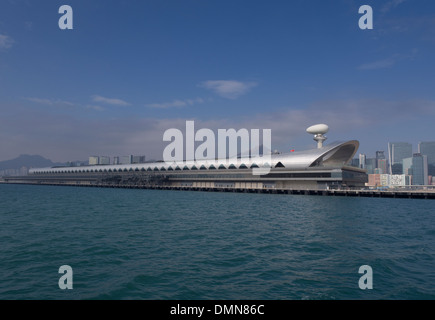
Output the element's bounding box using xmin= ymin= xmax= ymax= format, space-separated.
xmin=0 ymin=155 xmax=58 ymax=170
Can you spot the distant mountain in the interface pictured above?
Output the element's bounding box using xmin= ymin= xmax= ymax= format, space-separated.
xmin=0 ymin=155 xmax=62 ymax=170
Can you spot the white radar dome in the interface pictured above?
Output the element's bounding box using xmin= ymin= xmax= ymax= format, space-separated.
xmin=306 ymin=124 xmax=329 ymax=135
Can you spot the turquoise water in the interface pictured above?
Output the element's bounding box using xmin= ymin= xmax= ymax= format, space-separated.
xmin=0 ymin=184 xmax=434 ymax=300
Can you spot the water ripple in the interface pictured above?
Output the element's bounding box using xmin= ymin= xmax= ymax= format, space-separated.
xmin=1 ymin=184 xmax=434 ymax=299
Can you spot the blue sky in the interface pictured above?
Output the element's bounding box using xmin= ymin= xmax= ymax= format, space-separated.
xmin=0 ymin=0 xmax=434 ymax=162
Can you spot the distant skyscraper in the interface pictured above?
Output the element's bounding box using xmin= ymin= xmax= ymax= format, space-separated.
xmin=132 ymin=155 xmax=146 ymax=164
xmin=350 ymin=158 xmax=360 ymax=168
xmin=365 ymin=158 xmax=377 ymax=174
xmin=402 ymin=157 xmax=413 ymax=175
xmin=99 ymin=156 xmax=110 ymax=165
xmin=391 ymin=163 xmax=403 ymax=175
xmin=388 ymin=142 xmax=412 ymax=174
xmin=403 ymin=153 xmax=428 ymax=185
xmin=359 ymin=154 xmax=366 ymax=169
xmin=418 ymin=141 xmax=435 ymax=175
xmin=377 ymin=159 xmax=387 ymax=174
xmin=376 ymin=150 xmax=386 ymax=161
xmin=89 ymin=156 xmax=99 ymax=165
xmin=88 ymin=155 xmax=110 ymax=165
xmin=118 ymin=156 xmax=132 ymax=164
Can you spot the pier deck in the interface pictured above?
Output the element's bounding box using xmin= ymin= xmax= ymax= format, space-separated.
xmin=1 ymin=180 xmax=434 ymax=199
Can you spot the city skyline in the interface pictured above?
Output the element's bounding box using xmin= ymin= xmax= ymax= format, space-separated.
xmin=1 ymin=1 xmax=435 ymax=162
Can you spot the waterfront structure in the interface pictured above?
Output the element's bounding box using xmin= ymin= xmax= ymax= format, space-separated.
xmin=367 ymin=174 xmax=381 ymax=187
xmin=306 ymin=124 xmax=329 ymax=148
xmin=24 ymin=139 xmax=366 ymax=190
xmin=380 ymin=174 xmax=389 ymax=187
xmin=389 ymin=174 xmax=411 ymax=187
xmin=6 ymin=125 xmax=370 ymax=190
xmin=367 ymin=174 xmax=411 ymax=188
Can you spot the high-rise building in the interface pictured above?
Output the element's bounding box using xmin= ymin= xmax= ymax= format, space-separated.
xmin=118 ymin=156 xmax=132 ymax=164
xmin=350 ymin=158 xmax=360 ymax=168
xmin=359 ymin=154 xmax=366 ymax=169
xmin=365 ymin=158 xmax=377 ymax=174
xmin=403 ymin=153 xmax=428 ymax=185
xmin=418 ymin=141 xmax=435 ymax=175
xmin=402 ymin=157 xmax=413 ymax=175
xmin=89 ymin=155 xmax=110 ymax=165
xmin=99 ymin=156 xmax=110 ymax=165
xmin=89 ymin=156 xmax=99 ymax=165
xmin=132 ymin=155 xmax=146 ymax=164
xmin=377 ymin=159 xmax=387 ymax=174
xmin=375 ymin=150 xmax=387 ymax=174
xmin=376 ymin=150 xmax=386 ymax=161
xmin=388 ymin=142 xmax=412 ymax=174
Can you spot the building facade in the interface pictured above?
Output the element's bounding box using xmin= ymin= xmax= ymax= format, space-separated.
xmin=25 ymin=140 xmax=367 ymax=190
xmin=403 ymin=153 xmax=429 ymax=185
xmin=418 ymin=141 xmax=435 ymax=176
xmin=388 ymin=142 xmax=413 ymax=174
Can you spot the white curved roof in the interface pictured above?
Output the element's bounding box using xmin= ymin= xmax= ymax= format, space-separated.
xmin=29 ymin=140 xmax=359 ymax=174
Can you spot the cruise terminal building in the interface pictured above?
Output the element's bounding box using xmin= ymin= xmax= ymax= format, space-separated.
xmin=16 ymin=125 xmax=368 ymax=191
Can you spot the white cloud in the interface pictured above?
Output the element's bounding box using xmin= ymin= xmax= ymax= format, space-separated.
xmin=0 ymin=34 xmax=14 ymax=50
xmin=146 ymin=97 xmax=205 ymax=109
xmin=92 ymin=95 xmax=130 ymax=106
xmin=147 ymin=100 xmax=187 ymax=109
xmin=3 ymin=97 xmax=435 ymax=162
xmin=358 ymin=56 xmax=399 ymax=70
xmin=85 ymin=105 xmax=105 ymax=111
xmin=357 ymin=50 xmax=417 ymax=70
xmin=25 ymin=97 xmax=75 ymax=106
xmin=199 ymin=80 xmax=257 ymax=99
xmin=381 ymin=0 xmax=407 ymax=13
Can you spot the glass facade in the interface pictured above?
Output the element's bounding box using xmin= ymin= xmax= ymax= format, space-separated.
xmin=388 ymin=142 xmax=412 ymax=174
xmin=418 ymin=141 xmax=435 ymax=176
xmin=403 ymin=154 xmax=428 ymax=185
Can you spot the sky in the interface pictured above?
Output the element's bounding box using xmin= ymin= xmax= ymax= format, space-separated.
xmin=0 ymin=0 xmax=435 ymax=162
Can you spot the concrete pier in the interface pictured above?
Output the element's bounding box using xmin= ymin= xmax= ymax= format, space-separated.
xmin=1 ymin=180 xmax=434 ymax=199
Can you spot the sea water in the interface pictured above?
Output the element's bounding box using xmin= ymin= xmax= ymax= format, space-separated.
xmin=0 ymin=184 xmax=434 ymax=300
